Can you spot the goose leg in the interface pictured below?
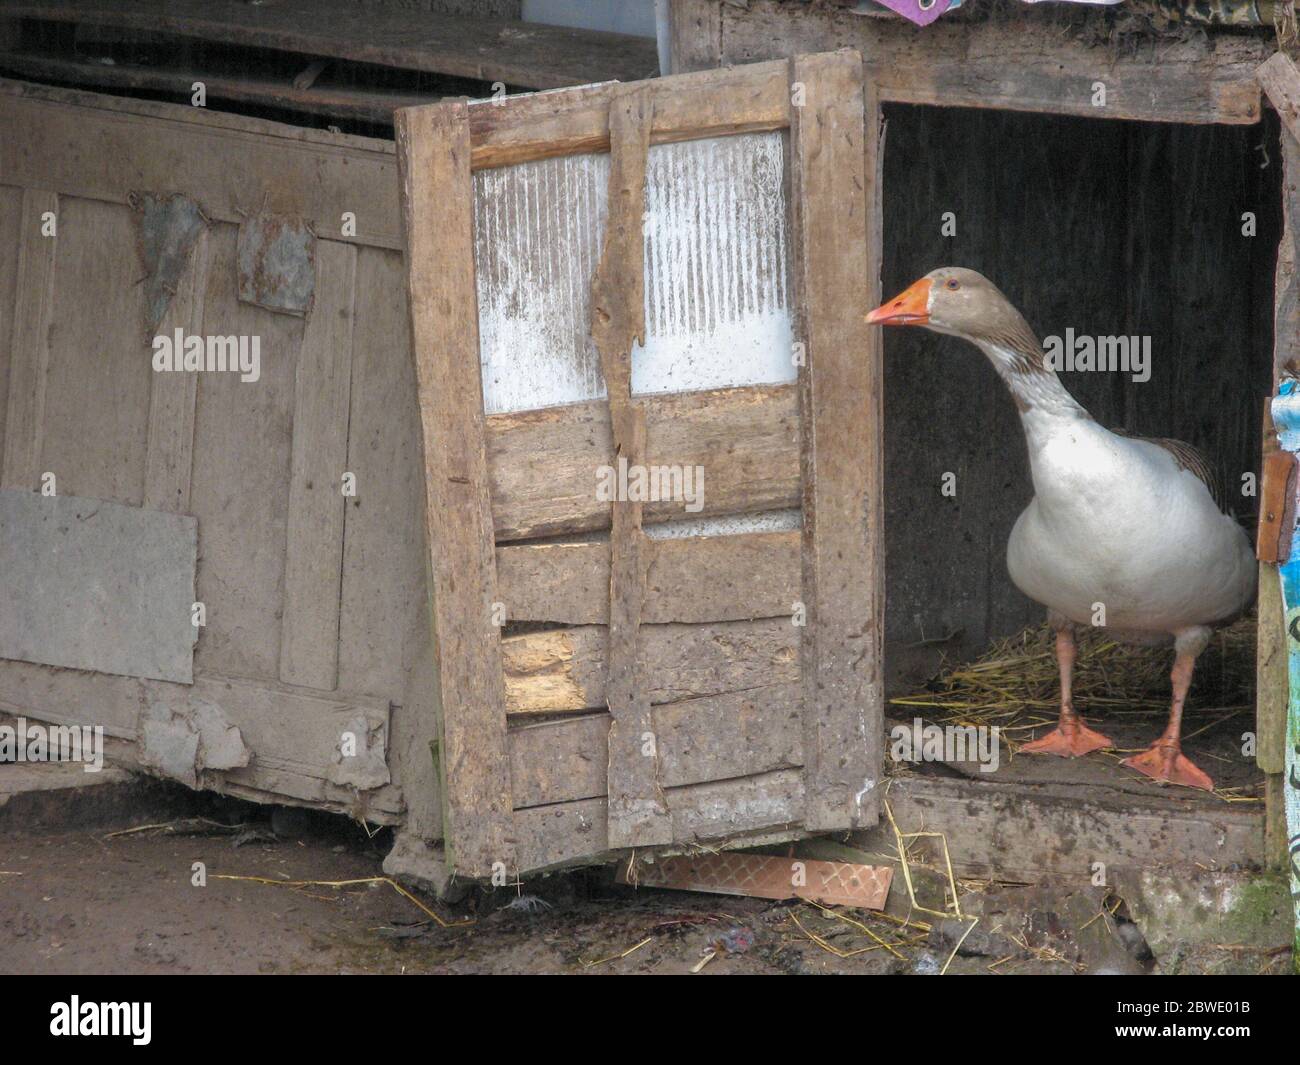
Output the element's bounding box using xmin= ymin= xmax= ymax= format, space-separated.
xmin=1121 ymin=629 xmax=1214 ymax=792
xmin=1021 ymin=625 xmax=1114 ymax=757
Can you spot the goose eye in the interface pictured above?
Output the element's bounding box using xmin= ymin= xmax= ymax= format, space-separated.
xmin=945 ymin=279 xmax=960 ymax=291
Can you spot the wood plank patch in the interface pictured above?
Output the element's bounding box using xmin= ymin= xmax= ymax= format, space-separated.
xmin=512 ymin=768 xmax=806 ymax=873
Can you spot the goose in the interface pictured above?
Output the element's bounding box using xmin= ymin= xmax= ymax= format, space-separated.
xmin=866 ymin=267 xmax=1256 ymax=791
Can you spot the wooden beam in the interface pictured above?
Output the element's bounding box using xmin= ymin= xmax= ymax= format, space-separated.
xmin=717 ymin=0 xmax=1263 ymax=125
xmin=1 ymin=187 xmax=56 ymax=490
xmin=502 ymin=618 xmax=799 ymax=715
xmin=496 ymin=531 xmax=800 ymax=626
xmin=871 ymin=775 xmax=1263 ymax=882
xmin=1257 ymin=52 xmax=1300 ymax=143
xmin=0 ymin=47 xmax=440 ymax=123
xmin=465 ymin=59 xmax=790 ymax=170
xmin=789 ymin=51 xmax=883 ymax=832
xmin=0 ymin=79 xmax=402 ymax=250
xmin=396 ymin=100 xmax=514 ymax=878
xmin=0 ymin=0 xmax=660 ymax=91
xmin=279 ymin=240 xmax=356 ymax=691
xmin=485 ymin=382 xmax=800 ymax=542
xmin=589 ymin=84 xmax=670 ymax=848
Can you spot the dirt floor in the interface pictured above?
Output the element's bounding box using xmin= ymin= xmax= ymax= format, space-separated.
xmin=1 ymin=788 xmax=1290 ymax=976
xmin=0 ymin=797 xmax=1165 ymax=975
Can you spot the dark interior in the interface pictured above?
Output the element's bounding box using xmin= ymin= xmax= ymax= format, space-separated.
xmin=880 ymin=102 xmax=1282 ymax=700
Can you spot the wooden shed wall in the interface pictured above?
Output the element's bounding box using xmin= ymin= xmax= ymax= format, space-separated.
xmin=0 ymin=80 xmax=440 ymax=835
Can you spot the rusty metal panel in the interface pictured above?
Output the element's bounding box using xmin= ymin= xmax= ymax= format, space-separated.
xmin=130 ymin=191 xmax=208 ymax=332
xmin=620 ymin=852 xmax=893 ymax=909
xmin=236 ymin=213 xmax=316 ymax=315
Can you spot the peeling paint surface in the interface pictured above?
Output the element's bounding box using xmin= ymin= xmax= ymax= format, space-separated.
xmin=473 ymin=132 xmax=794 ymax=415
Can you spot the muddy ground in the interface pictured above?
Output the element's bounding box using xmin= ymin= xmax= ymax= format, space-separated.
xmin=0 ymin=792 xmax=1289 ymax=975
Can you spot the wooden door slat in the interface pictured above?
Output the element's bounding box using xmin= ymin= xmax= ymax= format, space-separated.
xmin=279 ymin=239 xmax=357 ymax=691
xmin=790 ymin=51 xmax=883 ymax=832
xmin=397 ymin=101 xmax=515 ymax=877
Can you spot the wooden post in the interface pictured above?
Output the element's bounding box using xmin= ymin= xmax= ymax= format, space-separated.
xmin=668 ymin=0 xmax=721 ymax=75
xmin=1257 ymin=51 xmax=1300 ymax=960
xmin=789 ymin=51 xmax=884 ymax=832
xmin=396 ymin=100 xmax=515 ymax=878
xmin=591 ymin=85 xmax=672 ymax=848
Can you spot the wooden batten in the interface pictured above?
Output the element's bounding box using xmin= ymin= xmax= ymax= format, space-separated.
xmin=789 ymin=51 xmax=883 ymax=832
xmin=590 ymin=83 xmax=671 ymax=848
xmin=396 ymin=101 xmax=514 ymax=877
xmin=496 ymin=530 xmax=800 ymax=625
xmin=1256 ymin=55 xmax=1300 ymax=867
xmin=467 ymin=59 xmax=790 ymax=170
xmin=485 ymin=382 xmax=800 ymax=541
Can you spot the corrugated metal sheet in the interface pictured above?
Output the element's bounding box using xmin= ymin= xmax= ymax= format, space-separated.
xmin=473 ymin=131 xmax=794 ymax=415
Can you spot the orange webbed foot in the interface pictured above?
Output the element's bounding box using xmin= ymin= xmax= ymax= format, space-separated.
xmin=1020 ymin=716 xmax=1114 ymax=758
xmin=1121 ymin=741 xmax=1213 ymax=791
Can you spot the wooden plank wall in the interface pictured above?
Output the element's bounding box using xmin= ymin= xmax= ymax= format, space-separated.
xmin=0 ymin=79 xmax=434 ymax=828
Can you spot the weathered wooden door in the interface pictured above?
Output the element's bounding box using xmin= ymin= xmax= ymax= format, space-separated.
xmin=398 ymin=49 xmax=883 ymax=878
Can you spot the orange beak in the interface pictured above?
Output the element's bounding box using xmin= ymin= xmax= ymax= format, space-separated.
xmin=866 ymin=278 xmax=931 ymax=326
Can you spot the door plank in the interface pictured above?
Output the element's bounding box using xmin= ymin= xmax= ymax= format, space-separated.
xmin=396 ymin=100 xmax=515 ymax=877
xmin=143 ymin=228 xmax=209 ymax=512
xmin=486 ymin=381 xmax=800 ymax=541
xmin=279 ymin=239 xmax=357 ymax=691
xmin=1 ymin=188 xmax=57 ymax=490
xmin=789 ymin=51 xmax=883 ymax=831
xmin=496 ymin=530 xmax=800 ymax=625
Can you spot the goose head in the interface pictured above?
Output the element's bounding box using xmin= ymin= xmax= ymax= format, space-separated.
xmin=866 ymin=266 xmax=1049 ymax=384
